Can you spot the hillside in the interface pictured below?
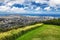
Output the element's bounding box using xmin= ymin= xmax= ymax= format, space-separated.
xmin=0 ymin=15 xmax=60 ymax=40
xmin=16 ymin=24 xmax=60 ymax=40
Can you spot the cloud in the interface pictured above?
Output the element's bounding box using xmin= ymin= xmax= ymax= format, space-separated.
xmin=5 ymin=1 xmax=15 ymax=6
xmin=0 ymin=5 xmax=27 ymax=13
xmin=15 ymin=0 xmax=25 ymax=4
xmin=35 ymin=7 xmax=41 ymax=11
xmin=0 ymin=0 xmax=27 ymax=13
xmin=44 ymin=7 xmax=51 ymax=11
xmin=4 ymin=0 xmax=25 ymax=7
xmin=48 ymin=0 xmax=60 ymax=11
xmin=0 ymin=6 xmax=10 ymax=12
xmin=49 ymin=0 xmax=60 ymax=7
xmin=0 ymin=0 xmax=5 ymax=2
xmin=10 ymin=7 xmax=27 ymax=13
xmin=0 ymin=0 xmax=60 ymax=13
xmin=33 ymin=0 xmax=48 ymax=4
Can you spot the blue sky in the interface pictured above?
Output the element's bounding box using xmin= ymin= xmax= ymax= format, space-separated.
xmin=0 ymin=0 xmax=60 ymax=14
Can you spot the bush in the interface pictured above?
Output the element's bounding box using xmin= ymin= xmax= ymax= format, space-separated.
xmin=0 ymin=23 xmax=43 ymax=40
xmin=42 ymin=19 xmax=60 ymax=25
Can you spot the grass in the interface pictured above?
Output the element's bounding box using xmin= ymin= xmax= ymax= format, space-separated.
xmin=16 ymin=24 xmax=60 ymax=40
xmin=0 ymin=23 xmax=43 ymax=40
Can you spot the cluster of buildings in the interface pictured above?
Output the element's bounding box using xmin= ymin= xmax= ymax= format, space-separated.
xmin=0 ymin=15 xmax=58 ymax=29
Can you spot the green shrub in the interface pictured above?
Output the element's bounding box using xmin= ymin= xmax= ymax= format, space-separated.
xmin=42 ymin=19 xmax=60 ymax=25
xmin=0 ymin=23 xmax=43 ymax=40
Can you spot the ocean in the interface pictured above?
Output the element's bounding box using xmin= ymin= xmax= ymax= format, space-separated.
xmin=0 ymin=13 xmax=60 ymax=18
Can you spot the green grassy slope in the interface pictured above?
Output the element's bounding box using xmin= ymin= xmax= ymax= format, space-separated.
xmin=16 ymin=24 xmax=60 ymax=40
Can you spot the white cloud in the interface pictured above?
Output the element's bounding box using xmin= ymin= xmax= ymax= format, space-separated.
xmin=15 ymin=0 xmax=25 ymax=4
xmin=0 ymin=0 xmax=25 ymax=7
xmin=33 ymin=0 xmax=48 ymax=4
xmin=0 ymin=6 xmax=10 ymax=12
xmin=10 ymin=7 xmax=27 ymax=13
xmin=5 ymin=0 xmax=25 ymax=7
xmin=0 ymin=0 xmax=27 ymax=13
xmin=44 ymin=7 xmax=51 ymax=11
xmin=5 ymin=1 xmax=15 ymax=6
xmin=0 ymin=0 xmax=60 ymax=13
xmin=0 ymin=5 xmax=27 ymax=13
xmin=49 ymin=0 xmax=60 ymax=7
xmin=48 ymin=0 xmax=60 ymax=11
xmin=35 ymin=7 xmax=41 ymax=11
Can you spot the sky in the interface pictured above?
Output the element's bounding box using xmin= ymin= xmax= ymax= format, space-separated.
xmin=0 ymin=0 xmax=60 ymax=14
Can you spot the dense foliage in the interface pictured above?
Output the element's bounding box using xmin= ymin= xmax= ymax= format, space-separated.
xmin=0 ymin=23 xmax=43 ymax=40
xmin=42 ymin=19 xmax=60 ymax=25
